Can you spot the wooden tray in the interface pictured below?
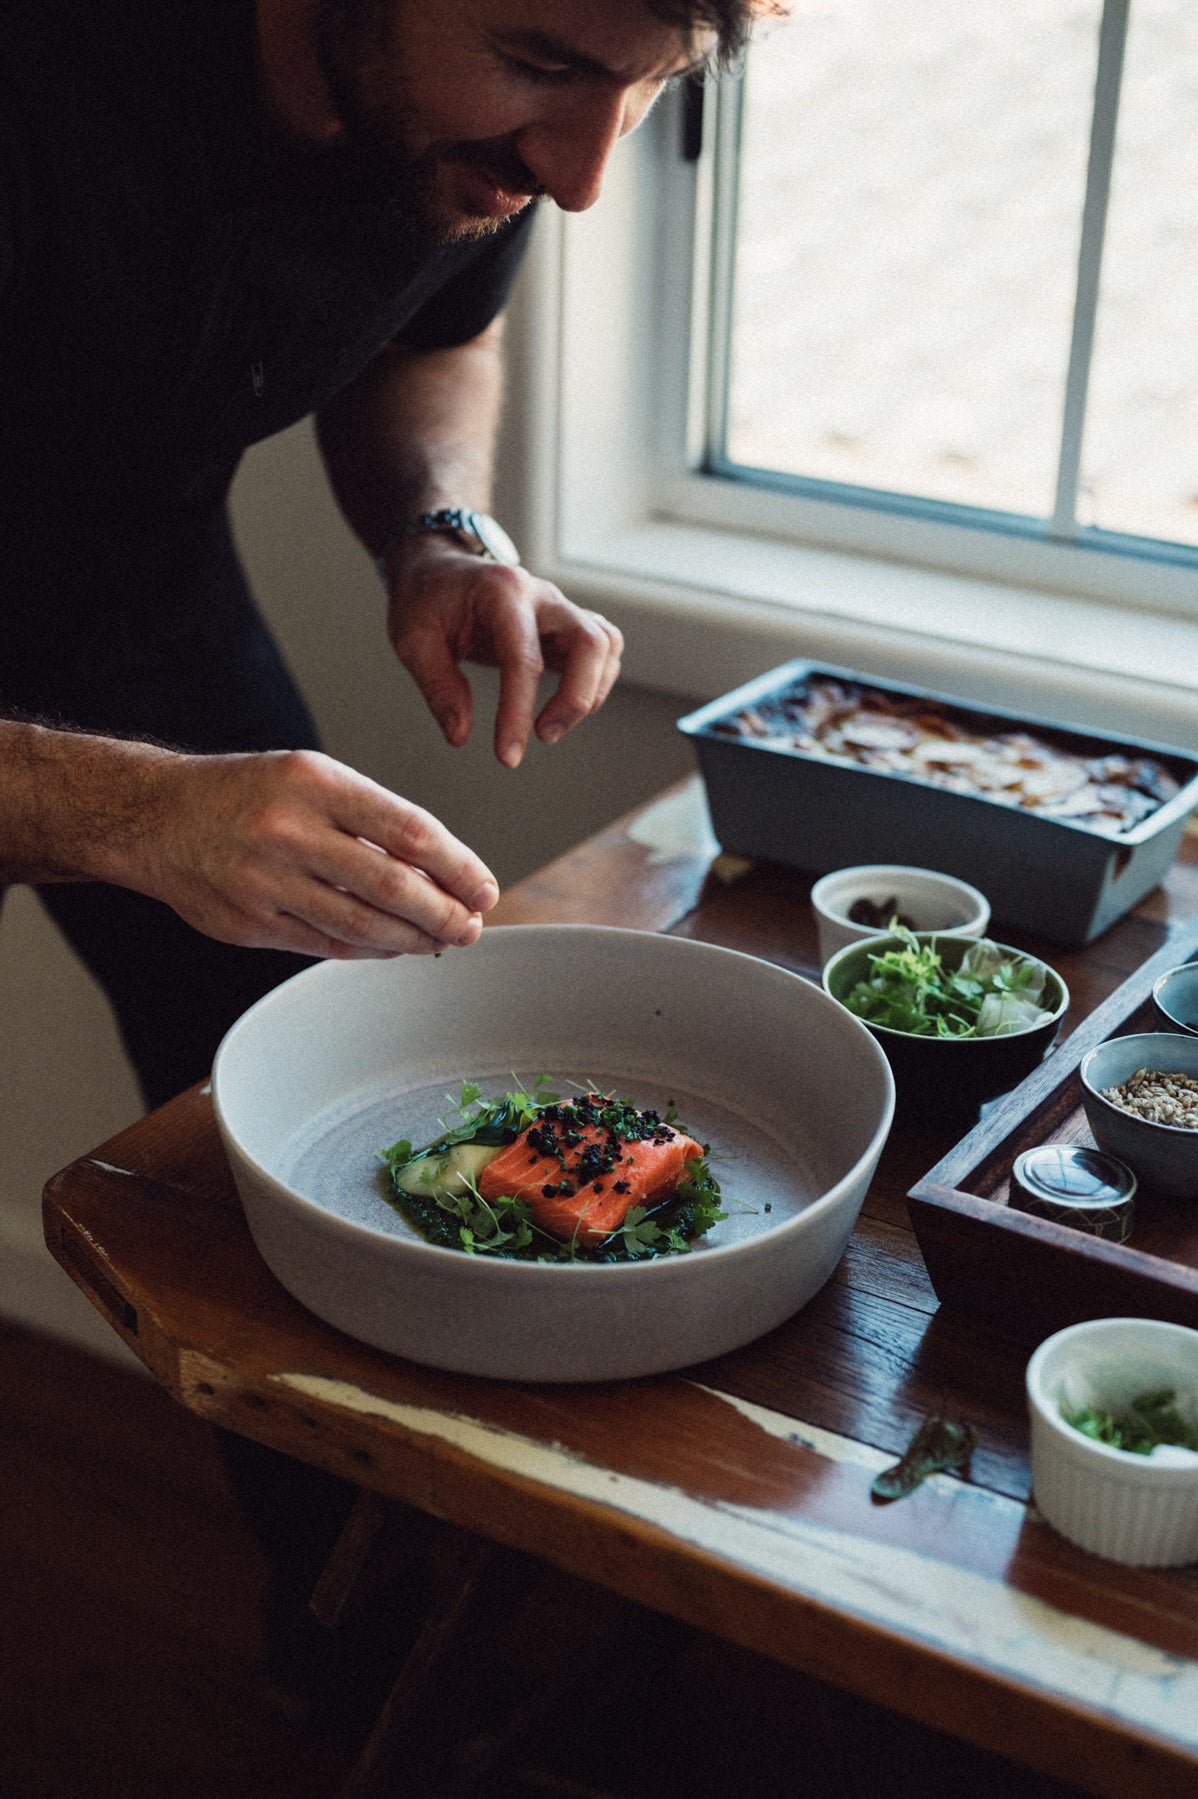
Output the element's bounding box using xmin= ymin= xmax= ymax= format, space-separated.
xmin=908 ymin=916 xmax=1198 ymax=1343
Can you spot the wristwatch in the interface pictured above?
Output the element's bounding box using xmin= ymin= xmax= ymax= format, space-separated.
xmin=378 ymin=508 xmax=521 ymax=580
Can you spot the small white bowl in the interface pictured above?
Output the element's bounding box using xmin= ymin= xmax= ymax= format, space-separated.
xmin=810 ymin=864 xmax=990 ymax=970
xmin=1026 ymin=1318 xmax=1198 ymax=1566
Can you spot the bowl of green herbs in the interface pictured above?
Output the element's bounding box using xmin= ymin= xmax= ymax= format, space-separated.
xmin=1027 ymin=1318 xmax=1198 ymax=1566
xmin=822 ymin=926 xmax=1068 ymax=1120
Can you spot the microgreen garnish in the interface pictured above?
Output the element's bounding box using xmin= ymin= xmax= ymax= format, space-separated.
xmin=843 ymin=927 xmax=1052 ymax=1039
xmin=1060 ymin=1388 xmax=1198 ymax=1456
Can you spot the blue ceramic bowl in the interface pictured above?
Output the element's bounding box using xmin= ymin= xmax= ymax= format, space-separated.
xmin=1080 ymin=1033 xmax=1198 ymax=1200
xmin=1150 ymin=963 xmax=1198 ymax=1037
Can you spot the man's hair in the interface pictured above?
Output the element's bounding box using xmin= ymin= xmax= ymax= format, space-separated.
xmin=647 ymin=0 xmax=787 ymax=68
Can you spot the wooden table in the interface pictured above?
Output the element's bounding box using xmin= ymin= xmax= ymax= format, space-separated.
xmin=44 ymin=778 xmax=1198 ymax=1799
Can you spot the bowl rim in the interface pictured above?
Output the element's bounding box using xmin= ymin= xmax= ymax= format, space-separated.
xmin=1080 ymin=1032 xmax=1198 ymax=1135
xmin=211 ymin=923 xmax=897 ymax=1279
xmin=810 ymin=863 xmax=991 ymax=927
xmin=821 ymin=929 xmax=1069 ymax=1046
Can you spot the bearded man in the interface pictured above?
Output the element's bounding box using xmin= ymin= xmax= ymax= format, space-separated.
xmin=1 ymin=0 xmax=770 ymax=1738
xmin=0 ymin=0 xmax=760 ymax=1108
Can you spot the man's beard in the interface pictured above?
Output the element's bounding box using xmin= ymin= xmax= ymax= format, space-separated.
xmin=311 ymin=0 xmax=542 ymax=244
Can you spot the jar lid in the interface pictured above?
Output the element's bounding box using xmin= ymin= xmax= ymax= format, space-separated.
xmin=1010 ymin=1144 xmax=1136 ymax=1242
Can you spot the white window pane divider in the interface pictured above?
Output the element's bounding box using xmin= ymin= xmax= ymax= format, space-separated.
xmin=693 ymin=70 xmax=740 ymax=479
xmin=1051 ymin=0 xmax=1131 ymax=539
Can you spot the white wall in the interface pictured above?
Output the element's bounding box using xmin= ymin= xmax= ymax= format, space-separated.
xmin=0 ymin=417 xmax=695 ymax=1365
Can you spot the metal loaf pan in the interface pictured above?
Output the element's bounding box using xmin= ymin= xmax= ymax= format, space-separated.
xmin=678 ymin=660 xmax=1198 ymax=945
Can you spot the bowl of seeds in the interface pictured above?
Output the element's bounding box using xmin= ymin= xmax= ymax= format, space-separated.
xmin=1080 ymin=1033 xmax=1198 ymax=1199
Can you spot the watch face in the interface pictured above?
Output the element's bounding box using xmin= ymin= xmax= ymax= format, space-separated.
xmin=467 ymin=511 xmax=521 ymax=566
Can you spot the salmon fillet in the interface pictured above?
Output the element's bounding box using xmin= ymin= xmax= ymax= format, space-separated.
xmin=477 ymin=1093 xmax=704 ymax=1248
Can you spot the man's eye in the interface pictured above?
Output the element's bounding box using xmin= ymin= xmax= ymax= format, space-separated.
xmin=503 ymin=55 xmax=574 ymax=85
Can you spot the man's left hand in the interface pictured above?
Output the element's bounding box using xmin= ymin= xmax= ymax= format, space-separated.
xmin=383 ymin=537 xmax=623 ymax=768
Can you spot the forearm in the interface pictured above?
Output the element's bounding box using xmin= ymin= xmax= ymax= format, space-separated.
xmin=0 ymin=715 xmax=498 ymax=956
xmin=315 ymin=322 xmax=506 ymax=559
xmin=0 ymin=717 xmax=171 ymax=886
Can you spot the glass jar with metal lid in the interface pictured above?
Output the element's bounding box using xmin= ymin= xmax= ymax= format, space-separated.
xmin=1010 ymin=1143 xmax=1136 ymax=1242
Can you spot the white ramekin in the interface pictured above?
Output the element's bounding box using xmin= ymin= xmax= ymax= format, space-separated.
xmin=810 ymin=864 xmax=991 ymax=970
xmin=1026 ymin=1318 xmax=1198 ymax=1567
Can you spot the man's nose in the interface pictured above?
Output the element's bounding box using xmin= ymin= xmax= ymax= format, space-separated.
xmin=515 ymin=89 xmax=640 ymax=214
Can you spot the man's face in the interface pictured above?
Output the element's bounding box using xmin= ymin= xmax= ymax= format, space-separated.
xmin=311 ymin=0 xmax=714 ymax=241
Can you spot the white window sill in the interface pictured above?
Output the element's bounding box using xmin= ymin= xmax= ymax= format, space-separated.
xmin=543 ymin=517 xmax=1198 ymax=752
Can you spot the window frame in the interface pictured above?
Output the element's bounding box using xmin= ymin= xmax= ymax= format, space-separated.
xmin=498 ymin=26 xmax=1198 ymax=750
xmin=702 ymin=0 xmax=1194 ymax=570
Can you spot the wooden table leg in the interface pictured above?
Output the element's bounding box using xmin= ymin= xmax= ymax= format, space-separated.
xmin=317 ymin=1498 xmax=642 ymax=1799
xmin=311 ymin=1490 xmax=446 ymax=1633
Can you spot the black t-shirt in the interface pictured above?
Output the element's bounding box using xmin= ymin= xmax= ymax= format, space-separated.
xmin=0 ymin=0 xmax=532 ymax=705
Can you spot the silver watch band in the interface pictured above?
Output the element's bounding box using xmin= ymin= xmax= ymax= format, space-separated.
xmin=375 ymin=508 xmax=520 ymax=580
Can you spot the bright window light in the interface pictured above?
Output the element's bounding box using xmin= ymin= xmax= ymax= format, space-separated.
xmin=717 ymin=0 xmax=1196 ymax=556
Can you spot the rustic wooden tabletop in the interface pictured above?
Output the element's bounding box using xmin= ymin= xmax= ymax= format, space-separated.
xmin=44 ymin=778 xmax=1198 ymax=1799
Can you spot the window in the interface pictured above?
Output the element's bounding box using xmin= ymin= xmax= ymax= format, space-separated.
xmin=506 ymin=0 xmax=1198 ymax=737
xmin=716 ymin=0 xmax=1198 ymax=560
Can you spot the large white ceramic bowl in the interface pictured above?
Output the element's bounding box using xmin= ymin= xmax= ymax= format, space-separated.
xmin=212 ymin=924 xmax=895 ymax=1382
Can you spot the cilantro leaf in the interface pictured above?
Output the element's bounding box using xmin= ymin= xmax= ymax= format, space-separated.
xmin=1061 ymin=1388 xmax=1198 ymax=1455
xmin=871 ymin=1417 xmax=978 ymax=1503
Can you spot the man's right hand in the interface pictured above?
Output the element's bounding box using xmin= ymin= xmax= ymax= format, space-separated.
xmin=0 ymin=722 xmax=499 ymax=959
xmin=142 ymin=749 xmax=500 ymax=958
